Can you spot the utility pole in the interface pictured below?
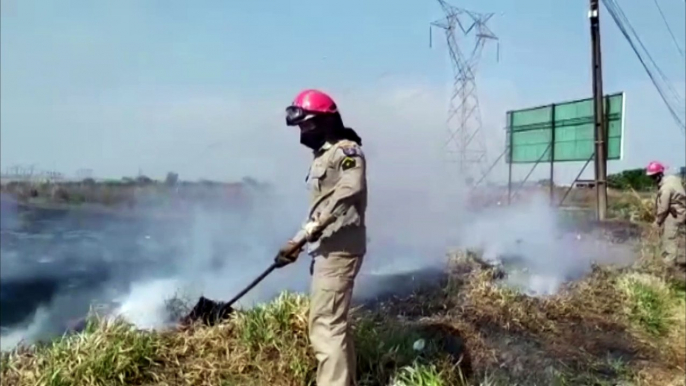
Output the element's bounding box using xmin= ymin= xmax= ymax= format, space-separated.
xmin=589 ymin=0 xmax=608 ymax=221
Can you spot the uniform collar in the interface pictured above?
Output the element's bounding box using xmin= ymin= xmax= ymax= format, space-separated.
xmin=313 ymin=141 xmax=333 ymax=156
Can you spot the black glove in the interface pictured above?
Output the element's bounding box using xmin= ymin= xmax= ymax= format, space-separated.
xmin=274 ymin=240 xmax=302 ymax=268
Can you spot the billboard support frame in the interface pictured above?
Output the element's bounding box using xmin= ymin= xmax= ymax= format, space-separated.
xmin=549 ymin=103 xmax=556 ymax=204
xmin=473 ymin=147 xmax=508 ymax=188
xmin=558 ymin=152 xmax=595 ymax=207
xmin=507 ymin=143 xmax=551 ymax=204
xmin=507 ymin=113 xmax=514 ymax=205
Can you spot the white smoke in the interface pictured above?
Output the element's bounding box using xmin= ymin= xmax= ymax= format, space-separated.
xmin=459 ymin=194 xmax=635 ymax=296
xmin=113 ymin=278 xmax=182 ymax=329
xmin=82 ymin=88 xmax=460 ymax=331
xmin=0 ymin=84 xmax=635 ymax=350
xmin=0 ymin=307 xmax=50 ymax=351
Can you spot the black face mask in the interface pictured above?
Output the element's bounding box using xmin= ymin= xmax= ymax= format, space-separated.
xmin=300 ymin=130 xmax=327 ymax=150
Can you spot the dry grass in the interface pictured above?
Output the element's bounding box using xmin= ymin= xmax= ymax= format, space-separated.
xmin=607 ymin=189 xmax=656 ymax=223
xmin=0 ymin=293 xmax=469 ymax=386
xmin=2 ymin=226 xmax=684 ymax=386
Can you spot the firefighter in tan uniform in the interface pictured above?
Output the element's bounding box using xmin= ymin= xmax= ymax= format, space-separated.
xmin=275 ymin=89 xmax=366 ymax=386
xmin=646 ymin=161 xmax=686 ymax=271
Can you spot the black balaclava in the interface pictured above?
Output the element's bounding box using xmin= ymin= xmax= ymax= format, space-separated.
xmin=299 ymin=114 xmax=335 ymax=150
xmin=299 ymin=113 xmax=363 ymax=150
xmin=299 ymin=125 xmax=328 ymax=150
xmin=649 ymin=172 xmax=664 ymax=185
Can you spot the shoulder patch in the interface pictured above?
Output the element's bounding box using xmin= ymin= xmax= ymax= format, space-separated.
xmin=340 ymin=157 xmax=357 ymax=171
xmin=340 ymin=144 xmax=361 ymax=157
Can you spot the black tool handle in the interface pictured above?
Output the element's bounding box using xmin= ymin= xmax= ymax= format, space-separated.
xmin=226 ymin=263 xmax=277 ymax=307
xmin=224 ymin=235 xmax=310 ymax=307
xmin=225 ymin=215 xmax=335 ymax=308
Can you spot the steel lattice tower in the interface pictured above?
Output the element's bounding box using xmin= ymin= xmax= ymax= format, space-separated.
xmin=431 ymin=1 xmax=498 ymax=185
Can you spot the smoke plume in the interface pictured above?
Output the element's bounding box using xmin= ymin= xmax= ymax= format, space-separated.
xmin=0 ymin=86 xmax=634 ymax=351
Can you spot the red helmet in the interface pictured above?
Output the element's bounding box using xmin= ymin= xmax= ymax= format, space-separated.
xmin=646 ymin=161 xmax=666 ymax=176
xmin=285 ymin=89 xmax=338 ymax=126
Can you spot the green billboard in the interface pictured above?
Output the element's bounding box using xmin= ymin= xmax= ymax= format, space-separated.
xmin=506 ymin=92 xmax=625 ymax=164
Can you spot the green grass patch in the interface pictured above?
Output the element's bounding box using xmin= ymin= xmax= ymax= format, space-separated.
xmin=618 ymin=273 xmax=680 ymax=337
xmin=628 ymin=282 xmax=669 ymax=336
xmin=0 ymin=318 xmax=160 ymax=386
xmin=390 ymin=362 xmax=453 ymax=386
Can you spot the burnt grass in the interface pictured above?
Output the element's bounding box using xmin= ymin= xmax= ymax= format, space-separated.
xmin=370 ymin=265 xmax=679 ymax=385
xmin=359 ymin=223 xmax=685 ymax=385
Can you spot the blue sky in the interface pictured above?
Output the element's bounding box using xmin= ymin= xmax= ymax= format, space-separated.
xmin=1 ymin=0 xmax=684 ymax=183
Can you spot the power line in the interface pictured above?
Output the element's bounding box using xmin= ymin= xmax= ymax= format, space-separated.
xmin=604 ymin=0 xmax=684 ymax=105
xmin=602 ymin=0 xmax=686 ymax=134
xmin=612 ymin=1 xmax=685 ymax=110
xmin=651 ymin=0 xmax=685 ymax=59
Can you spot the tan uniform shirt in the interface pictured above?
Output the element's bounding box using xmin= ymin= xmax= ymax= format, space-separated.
xmin=656 ymin=175 xmax=686 ymax=224
xmin=294 ymin=139 xmax=368 ymax=256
